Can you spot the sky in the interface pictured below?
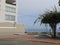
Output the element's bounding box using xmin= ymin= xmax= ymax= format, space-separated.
xmin=17 ymin=0 xmax=59 ymax=30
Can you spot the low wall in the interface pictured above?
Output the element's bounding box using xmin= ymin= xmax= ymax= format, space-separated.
xmin=0 ymin=24 xmax=25 ymax=35
xmin=15 ymin=24 xmax=25 ymax=34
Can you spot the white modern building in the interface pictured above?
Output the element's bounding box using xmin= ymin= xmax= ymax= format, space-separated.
xmin=0 ymin=0 xmax=17 ymax=23
xmin=0 ymin=0 xmax=25 ymax=34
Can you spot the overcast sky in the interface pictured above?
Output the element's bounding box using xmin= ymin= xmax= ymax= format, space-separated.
xmin=17 ymin=0 xmax=59 ymax=29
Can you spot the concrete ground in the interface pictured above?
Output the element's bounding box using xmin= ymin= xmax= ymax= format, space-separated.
xmin=0 ymin=34 xmax=59 ymax=45
xmin=0 ymin=39 xmax=58 ymax=45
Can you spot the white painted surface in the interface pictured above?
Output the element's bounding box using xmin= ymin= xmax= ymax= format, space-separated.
xmin=0 ymin=27 xmax=16 ymax=28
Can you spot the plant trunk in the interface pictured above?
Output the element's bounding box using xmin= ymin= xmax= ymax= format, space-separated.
xmin=52 ymin=24 xmax=56 ymax=38
xmin=49 ymin=23 xmax=56 ymax=38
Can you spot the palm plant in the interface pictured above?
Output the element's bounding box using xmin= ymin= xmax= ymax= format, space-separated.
xmin=58 ymin=0 xmax=60 ymax=6
xmin=34 ymin=7 xmax=60 ymax=38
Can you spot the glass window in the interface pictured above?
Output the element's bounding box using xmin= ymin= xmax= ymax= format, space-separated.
xmin=5 ymin=15 xmax=15 ymax=21
xmin=5 ymin=6 xmax=16 ymax=13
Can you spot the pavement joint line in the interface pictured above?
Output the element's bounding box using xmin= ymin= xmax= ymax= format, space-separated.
xmin=27 ymin=39 xmax=60 ymax=44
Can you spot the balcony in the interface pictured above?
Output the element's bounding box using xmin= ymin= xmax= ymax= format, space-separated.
xmin=6 ymin=0 xmax=16 ymax=6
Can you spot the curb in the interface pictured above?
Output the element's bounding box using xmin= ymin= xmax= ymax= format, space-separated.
xmin=27 ymin=39 xmax=60 ymax=44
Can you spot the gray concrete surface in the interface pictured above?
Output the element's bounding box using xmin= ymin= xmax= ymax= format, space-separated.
xmin=0 ymin=39 xmax=58 ymax=45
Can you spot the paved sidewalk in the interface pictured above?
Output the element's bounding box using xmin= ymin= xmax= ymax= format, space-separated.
xmin=27 ymin=35 xmax=60 ymax=44
xmin=0 ymin=34 xmax=60 ymax=44
xmin=0 ymin=34 xmax=33 ymax=40
xmin=28 ymin=38 xmax=60 ymax=44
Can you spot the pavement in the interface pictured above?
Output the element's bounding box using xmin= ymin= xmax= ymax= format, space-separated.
xmin=0 ymin=39 xmax=58 ymax=45
xmin=0 ymin=34 xmax=60 ymax=45
xmin=27 ymin=34 xmax=60 ymax=44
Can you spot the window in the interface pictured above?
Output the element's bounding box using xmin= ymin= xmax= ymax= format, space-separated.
xmin=5 ymin=15 xmax=15 ymax=21
xmin=5 ymin=6 xmax=16 ymax=13
xmin=6 ymin=0 xmax=16 ymax=5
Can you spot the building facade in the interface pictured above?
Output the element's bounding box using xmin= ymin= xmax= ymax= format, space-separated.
xmin=0 ymin=0 xmax=25 ymax=34
xmin=0 ymin=0 xmax=17 ymax=23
